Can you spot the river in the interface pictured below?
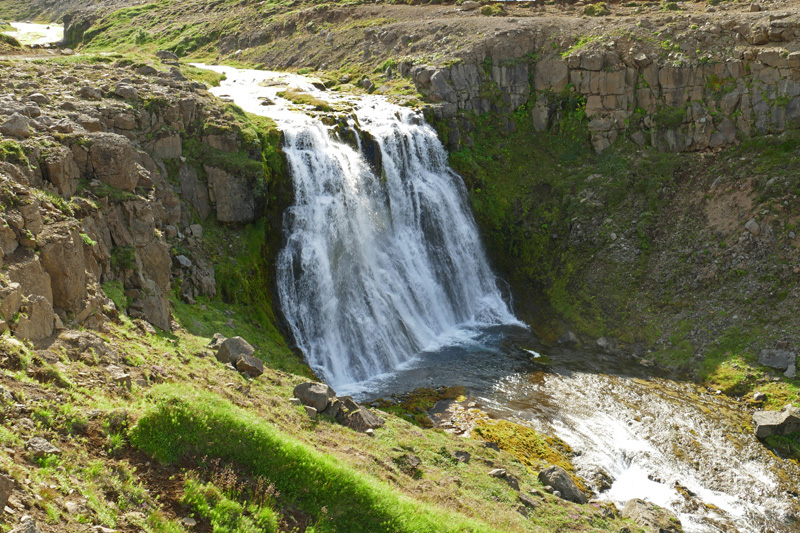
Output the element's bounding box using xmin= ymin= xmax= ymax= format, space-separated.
xmin=197 ymin=64 xmax=800 ymax=533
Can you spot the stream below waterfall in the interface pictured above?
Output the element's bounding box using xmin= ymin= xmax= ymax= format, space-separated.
xmin=198 ymin=64 xmax=800 ymax=533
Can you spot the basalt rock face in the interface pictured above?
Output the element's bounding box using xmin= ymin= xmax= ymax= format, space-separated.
xmin=0 ymin=60 xmax=270 ymax=338
xmin=412 ymin=27 xmax=800 ymax=154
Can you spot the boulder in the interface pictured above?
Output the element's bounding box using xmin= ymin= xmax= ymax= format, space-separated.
xmin=558 ymin=331 xmax=579 ymax=348
xmin=235 ymin=353 xmax=264 ymax=378
xmin=621 ymin=498 xmax=682 ymax=532
xmin=745 ymin=218 xmax=760 ymax=236
xmin=88 ymin=133 xmax=139 ymax=192
xmin=156 ymin=50 xmax=179 ymax=61
xmin=114 ymin=83 xmax=138 ymax=100
xmin=293 ymin=381 xmax=336 ymax=412
xmin=0 ymin=113 xmax=31 ymax=138
xmin=538 ymin=466 xmax=587 ymax=504
xmin=758 ymin=349 xmax=796 ymax=371
xmin=335 ymin=396 xmax=385 ymax=433
xmin=753 ymin=405 xmax=800 ymax=439
xmin=26 ymin=436 xmax=61 ymax=457
xmin=215 ymin=336 xmax=255 ymax=365
xmin=595 ymin=337 xmax=614 ymax=353
xmin=208 ymin=332 xmax=227 ymax=349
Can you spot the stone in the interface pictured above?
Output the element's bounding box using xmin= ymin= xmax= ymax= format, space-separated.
xmin=786 ymin=364 xmax=797 ymax=379
xmin=488 ymin=467 xmax=520 ymax=491
xmin=189 ymin=224 xmax=203 ymax=239
xmin=152 ymin=134 xmax=182 ymax=159
xmin=754 ymin=405 xmax=800 ymax=439
xmin=42 ymin=145 xmax=80 ymax=198
xmin=538 ymin=466 xmax=587 ymax=504
xmin=753 ymin=392 xmax=767 ymax=402
xmin=107 ymin=365 xmax=132 ymax=389
xmin=209 ymin=333 xmax=227 ymax=350
xmin=305 ymin=405 xmax=318 ymax=420
xmin=758 ymin=349 xmax=796 ymax=371
xmin=88 ymin=133 xmax=140 ymax=192
xmin=750 ymin=3 xmax=761 ymax=11
xmin=26 ymin=437 xmax=61 ymax=458
xmin=14 ymin=296 xmax=55 ymax=341
xmin=621 ymin=498 xmax=682 ymax=532
xmin=454 ymin=450 xmax=471 ymax=463
xmin=595 ymin=337 xmax=614 ymax=353
xmin=294 ymin=382 xmax=337 ymax=412
xmin=519 ymin=493 xmax=540 ymax=510
xmin=114 ymin=84 xmax=138 ymax=99
xmin=0 ymin=114 xmax=31 ymax=139
xmin=289 ymin=397 xmax=302 ymax=406
xmin=36 ymin=223 xmax=86 ymax=313
xmin=78 ymin=86 xmax=102 ymax=100
xmin=534 ymin=60 xmax=569 ymax=92
xmin=156 ymin=50 xmax=179 ymax=61
xmin=9 ymin=516 xmax=42 ymax=533
xmin=175 ymin=255 xmax=192 ymax=268
xmin=745 ymin=218 xmax=760 ymax=236
xmin=235 ymin=353 xmax=264 ymax=378
xmin=182 ymin=517 xmax=196 ymax=527
xmin=558 ymin=331 xmax=579 ymax=348
xmin=488 ymin=468 xmax=506 ymax=478
xmin=0 ymin=283 xmax=23 ymax=322
xmin=206 ymin=166 xmax=256 ymax=223
xmin=0 ymin=474 xmax=13 ymax=511
xmin=340 ymin=400 xmax=385 ymax=432
xmin=136 ymin=65 xmax=158 ymax=76
xmin=461 ymin=1 xmax=480 ymax=10
xmin=215 ymin=336 xmax=255 ymax=365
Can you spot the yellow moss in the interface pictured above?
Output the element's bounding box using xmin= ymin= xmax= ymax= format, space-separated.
xmin=473 ymin=419 xmax=576 ymax=475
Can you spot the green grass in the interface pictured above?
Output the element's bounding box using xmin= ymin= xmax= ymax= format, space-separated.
xmin=0 ymin=139 xmax=29 ymax=166
xmin=276 ymin=88 xmax=332 ymax=112
xmin=130 ymin=386 xmax=499 ymax=533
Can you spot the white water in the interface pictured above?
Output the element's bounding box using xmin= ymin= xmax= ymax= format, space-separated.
xmin=198 ymin=65 xmax=519 ymax=390
xmin=4 ymin=22 xmax=63 ymax=46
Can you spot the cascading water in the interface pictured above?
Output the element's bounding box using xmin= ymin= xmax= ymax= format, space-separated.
xmin=195 ymin=65 xmax=518 ymax=390
xmin=276 ymin=100 xmax=518 ymax=389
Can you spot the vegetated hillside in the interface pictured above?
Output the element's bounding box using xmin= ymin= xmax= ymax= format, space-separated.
xmin=0 ymin=54 xmax=639 ymax=532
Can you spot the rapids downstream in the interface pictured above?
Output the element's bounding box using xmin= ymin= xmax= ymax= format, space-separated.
xmin=200 ymin=65 xmax=800 ymax=533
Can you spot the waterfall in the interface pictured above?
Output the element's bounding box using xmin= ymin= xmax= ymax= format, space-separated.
xmin=275 ymin=100 xmax=518 ymax=389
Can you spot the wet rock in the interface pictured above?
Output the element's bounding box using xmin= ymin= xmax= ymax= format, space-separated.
xmin=26 ymin=437 xmax=61 ymax=458
xmin=1 ymin=113 xmax=32 ymax=138
xmin=622 ymin=498 xmax=682 ymax=532
xmin=293 ymin=381 xmax=336 ymax=412
xmin=215 ymin=336 xmax=255 ymax=365
xmin=538 ymin=465 xmax=587 ymax=504
xmin=758 ymin=349 xmax=796 ymax=371
xmin=235 ymin=353 xmax=264 ymax=378
xmin=558 ymin=331 xmax=579 ymax=348
xmin=753 ymin=405 xmax=800 ymax=439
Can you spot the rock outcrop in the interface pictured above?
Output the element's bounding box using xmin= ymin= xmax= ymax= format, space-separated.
xmin=537 ymin=465 xmax=587 ymax=504
xmin=622 ymin=498 xmax=683 ymax=532
xmin=753 ymin=405 xmax=800 ymax=439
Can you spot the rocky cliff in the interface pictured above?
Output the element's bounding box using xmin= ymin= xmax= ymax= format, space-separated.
xmin=0 ymin=57 xmax=278 ymax=342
